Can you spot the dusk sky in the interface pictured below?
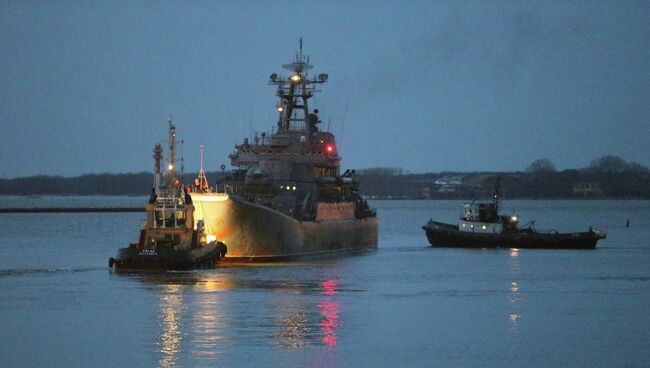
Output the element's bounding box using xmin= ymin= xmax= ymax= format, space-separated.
xmin=1 ymin=1 xmax=648 ymax=178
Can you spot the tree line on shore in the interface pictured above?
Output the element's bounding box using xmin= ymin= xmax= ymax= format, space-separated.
xmin=357 ymin=156 xmax=650 ymax=199
xmin=1 ymin=155 xmax=648 ymax=199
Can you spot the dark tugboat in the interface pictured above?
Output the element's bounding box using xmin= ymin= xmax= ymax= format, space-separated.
xmin=190 ymin=41 xmax=378 ymax=261
xmin=109 ymin=121 xmax=227 ymax=271
xmin=422 ymin=181 xmax=606 ymax=249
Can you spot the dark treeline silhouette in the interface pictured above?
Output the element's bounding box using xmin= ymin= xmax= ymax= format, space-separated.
xmin=0 ymin=171 xmax=224 ymax=196
xmin=357 ymin=156 xmax=650 ymax=199
xmin=0 ymin=172 xmax=154 ymax=195
xmin=1 ymin=156 xmax=649 ymax=199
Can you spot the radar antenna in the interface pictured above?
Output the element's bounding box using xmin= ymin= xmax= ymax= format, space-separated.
xmin=270 ymin=38 xmax=327 ymax=132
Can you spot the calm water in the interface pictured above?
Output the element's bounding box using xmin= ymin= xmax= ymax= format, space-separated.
xmin=1 ymin=197 xmax=649 ymax=367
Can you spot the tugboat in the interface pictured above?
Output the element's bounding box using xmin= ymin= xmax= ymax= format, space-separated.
xmin=422 ymin=181 xmax=606 ymax=249
xmin=190 ymin=40 xmax=378 ymax=261
xmin=109 ymin=121 xmax=227 ymax=271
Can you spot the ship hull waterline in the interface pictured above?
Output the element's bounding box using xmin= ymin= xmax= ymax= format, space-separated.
xmin=191 ymin=193 xmax=379 ymax=261
xmin=423 ymin=221 xmax=604 ymax=250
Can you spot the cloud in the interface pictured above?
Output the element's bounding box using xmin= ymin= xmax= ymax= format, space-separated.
xmin=364 ymin=3 xmax=604 ymax=95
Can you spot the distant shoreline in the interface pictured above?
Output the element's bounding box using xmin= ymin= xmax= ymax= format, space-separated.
xmin=1 ymin=167 xmax=649 ymax=199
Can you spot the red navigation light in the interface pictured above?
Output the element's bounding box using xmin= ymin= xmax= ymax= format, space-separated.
xmin=326 ymin=144 xmax=334 ymax=153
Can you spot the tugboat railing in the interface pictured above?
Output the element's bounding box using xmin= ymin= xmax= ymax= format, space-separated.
xmin=154 ymin=196 xmax=185 ymax=209
xmin=152 ymin=195 xmax=187 ymax=229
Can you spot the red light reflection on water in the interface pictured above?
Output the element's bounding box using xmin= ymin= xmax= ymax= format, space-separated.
xmin=319 ymin=279 xmax=340 ymax=347
xmin=322 ymin=279 xmax=338 ymax=295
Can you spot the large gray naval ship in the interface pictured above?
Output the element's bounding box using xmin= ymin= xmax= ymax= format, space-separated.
xmin=190 ymin=42 xmax=378 ymax=261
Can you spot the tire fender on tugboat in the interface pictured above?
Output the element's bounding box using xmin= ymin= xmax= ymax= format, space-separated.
xmin=220 ymin=243 xmax=228 ymax=258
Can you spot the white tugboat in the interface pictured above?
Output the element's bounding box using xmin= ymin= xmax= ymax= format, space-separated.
xmin=190 ymin=41 xmax=378 ymax=261
xmin=109 ymin=121 xmax=227 ymax=271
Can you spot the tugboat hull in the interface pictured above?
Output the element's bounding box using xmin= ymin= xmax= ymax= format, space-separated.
xmin=422 ymin=221 xmax=605 ymax=250
xmin=191 ymin=193 xmax=378 ymax=261
xmin=109 ymin=242 xmax=227 ymax=272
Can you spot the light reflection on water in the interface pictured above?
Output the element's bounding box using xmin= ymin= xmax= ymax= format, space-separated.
xmin=157 ymin=284 xmax=183 ymax=368
xmin=155 ymin=273 xmax=237 ymax=364
xmin=319 ymin=279 xmax=340 ymax=348
xmin=508 ymin=249 xmax=521 ymax=331
xmin=145 ymin=274 xmax=234 ymax=366
xmin=273 ymin=303 xmax=311 ymax=349
xmin=270 ymin=277 xmax=342 ymax=350
xmin=189 ymin=277 xmax=230 ymax=360
xmin=140 ymin=268 xmax=344 ymax=365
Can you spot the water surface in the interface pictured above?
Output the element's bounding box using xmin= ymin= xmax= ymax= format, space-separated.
xmin=1 ymin=198 xmax=649 ymax=367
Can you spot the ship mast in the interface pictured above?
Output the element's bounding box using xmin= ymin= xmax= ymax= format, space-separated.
xmin=198 ymin=144 xmax=209 ymax=189
xmin=165 ymin=117 xmax=185 ymax=195
xmin=269 ymin=38 xmax=328 ymax=132
xmin=493 ymin=176 xmax=502 ymax=215
xmin=167 ymin=119 xmax=177 ymax=181
xmin=153 ymin=143 xmax=162 ymax=191
xmin=152 ymin=120 xmax=183 ymax=197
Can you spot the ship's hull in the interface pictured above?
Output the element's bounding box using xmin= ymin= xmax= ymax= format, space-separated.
xmin=422 ymin=221 xmax=605 ymax=250
xmin=191 ymin=193 xmax=378 ymax=261
xmin=109 ymin=241 xmax=227 ymax=272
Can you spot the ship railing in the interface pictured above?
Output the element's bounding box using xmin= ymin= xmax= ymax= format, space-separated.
xmin=222 ymin=184 xmax=245 ymax=195
xmin=154 ymin=196 xmax=185 ymax=209
xmin=212 ymin=183 xmax=226 ymax=193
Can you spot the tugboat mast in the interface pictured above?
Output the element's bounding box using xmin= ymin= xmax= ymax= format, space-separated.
xmin=493 ymin=176 xmax=502 ymax=215
xmin=270 ymin=38 xmax=328 ymax=133
xmin=153 ymin=143 xmax=163 ymax=190
xmin=167 ymin=119 xmax=177 ymax=181
xmin=152 ymin=120 xmax=183 ymax=196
